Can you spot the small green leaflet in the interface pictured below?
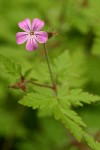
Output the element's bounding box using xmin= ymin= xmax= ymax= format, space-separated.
xmin=66 ymin=89 xmax=100 ymax=107
xmin=0 ymin=55 xmax=22 ymax=76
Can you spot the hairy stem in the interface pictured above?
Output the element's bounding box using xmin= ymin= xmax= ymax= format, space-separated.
xmin=28 ymin=81 xmax=53 ymax=89
xmin=43 ymin=43 xmax=57 ymax=96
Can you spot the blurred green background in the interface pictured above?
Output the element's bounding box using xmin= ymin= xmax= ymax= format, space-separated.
xmin=0 ymin=0 xmax=100 ymax=149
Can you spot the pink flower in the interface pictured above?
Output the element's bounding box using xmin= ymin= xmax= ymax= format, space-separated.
xmin=16 ymin=18 xmax=48 ymax=51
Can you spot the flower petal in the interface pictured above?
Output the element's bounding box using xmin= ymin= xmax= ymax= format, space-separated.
xmin=16 ymin=32 xmax=30 ymax=44
xmin=34 ymin=31 xmax=48 ymax=43
xmin=26 ymin=37 xmax=38 ymax=51
xmin=32 ymin=18 xmax=44 ymax=31
xmin=18 ymin=18 xmax=31 ymax=32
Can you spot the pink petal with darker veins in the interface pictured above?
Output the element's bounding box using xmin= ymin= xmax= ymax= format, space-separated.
xmin=32 ymin=18 xmax=44 ymax=31
xmin=16 ymin=32 xmax=30 ymax=44
xmin=34 ymin=31 xmax=48 ymax=43
xmin=26 ymin=37 xmax=38 ymax=51
xmin=18 ymin=18 xmax=31 ymax=32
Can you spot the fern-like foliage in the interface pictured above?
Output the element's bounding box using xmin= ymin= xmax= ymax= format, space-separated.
xmin=84 ymin=133 xmax=100 ymax=150
xmin=53 ymin=50 xmax=87 ymax=88
xmin=0 ymin=55 xmax=22 ymax=77
xmin=1 ymin=50 xmax=100 ymax=150
xmin=19 ymin=86 xmax=100 ymax=149
xmin=66 ymin=89 xmax=100 ymax=107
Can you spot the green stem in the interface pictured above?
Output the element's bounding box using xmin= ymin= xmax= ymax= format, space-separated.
xmin=43 ymin=43 xmax=57 ymax=95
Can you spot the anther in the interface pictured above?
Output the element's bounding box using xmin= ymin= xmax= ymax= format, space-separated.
xmin=30 ymin=32 xmax=34 ymax=35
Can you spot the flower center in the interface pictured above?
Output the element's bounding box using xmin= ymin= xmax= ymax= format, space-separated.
xmin=30 ymin=31 xmax=34 ymax=35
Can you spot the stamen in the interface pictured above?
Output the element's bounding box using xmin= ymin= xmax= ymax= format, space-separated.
xmin=30 ymin=32 xmax=34 ymax=35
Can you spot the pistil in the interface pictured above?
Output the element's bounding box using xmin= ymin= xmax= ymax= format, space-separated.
xmin=30 ymin=31 xmax=34 ymax=35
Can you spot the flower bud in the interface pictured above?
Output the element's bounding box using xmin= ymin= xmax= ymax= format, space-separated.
xmin=47 ymin=32 xmax=57 ymax=39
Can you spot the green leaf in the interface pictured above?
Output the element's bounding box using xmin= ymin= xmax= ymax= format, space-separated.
xmin=19 ymin=86 xmax=100 ymax=148
xmin=24 ymin=67 xmax=34 ymax=78
xmin=0 ymin=55 xmax=22 ymax=77
xmin=84 ymin=133 xmax=100 ymax=150
xmin=53 ymin=50 xmax=72 ymax=80
xmin=61 ymin=109 xmax=86 ymax=127
xmin=66 ymin=89 xmax=100 ymax=106
xmin=19 ymin=87 xmax=85 ymax=141
xmin=53 ymin=50 xmax=87 ymax=88
xmin=19 ymin=87 xmax=57 ymax=110
xmin=62 ymin=115 xmax=85 ymax=141
xmin=53 ymin=104 xmax=86 ymax=141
